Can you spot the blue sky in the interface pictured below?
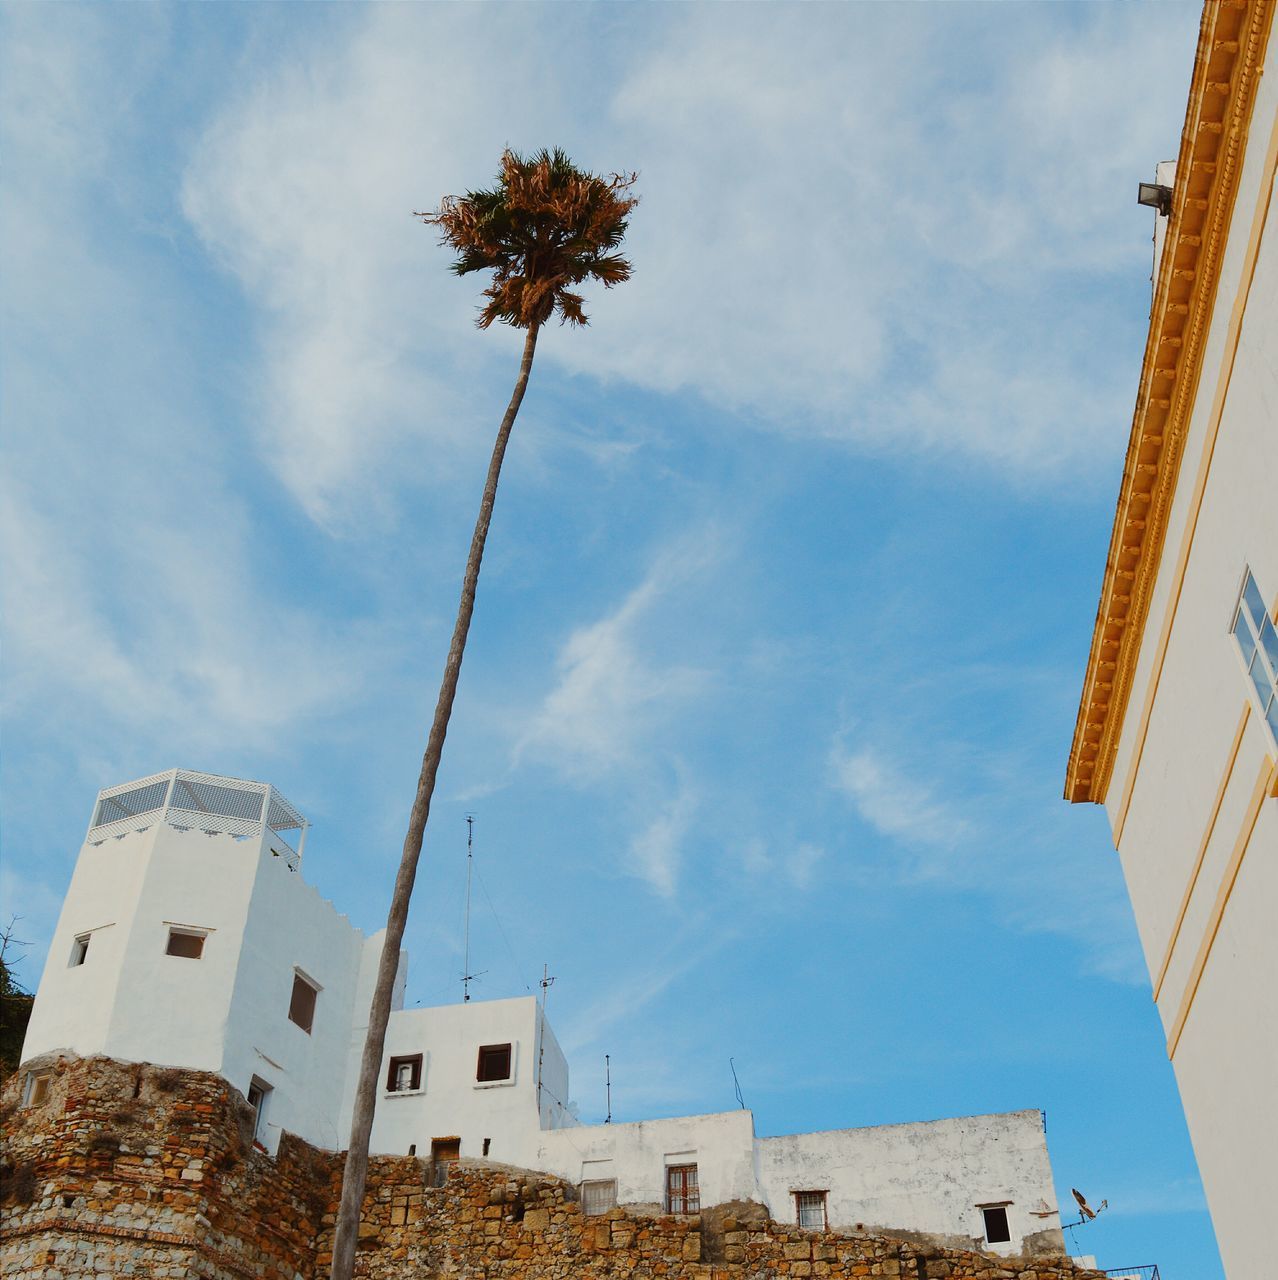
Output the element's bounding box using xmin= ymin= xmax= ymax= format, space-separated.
xmin=1 ymin=2 xmax=1218 ymax=1274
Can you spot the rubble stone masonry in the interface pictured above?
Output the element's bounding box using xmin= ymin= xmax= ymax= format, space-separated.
xmin=1 ymin=1056 xmax=1108 ymax=1280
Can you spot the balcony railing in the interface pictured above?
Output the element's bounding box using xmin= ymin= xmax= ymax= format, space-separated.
xmin=85 ymin=769 xmax=308 ymax=869
xmin=1104 ymin=1267 xmax=1160 ymax=1280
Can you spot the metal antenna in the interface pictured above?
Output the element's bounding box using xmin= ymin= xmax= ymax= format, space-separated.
xmin=605 ymin=1054 xmax=612 ymax=1124
xmin=730 ymin=1057 xmax=746 ymax=1110
xmin=536 ymin=963 xmax=556 ymax=1115
xmin=461 ymin=816 xmax=484 ymax=1001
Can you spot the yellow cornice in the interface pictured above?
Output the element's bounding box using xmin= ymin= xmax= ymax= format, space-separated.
xmin=1065 ymin=0 xmax=1275 ymax=805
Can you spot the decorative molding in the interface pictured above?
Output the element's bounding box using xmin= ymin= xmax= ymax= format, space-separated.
xmin=1065 ymin=0 xmax=1275 ymax=804
xmin=1152 ymin=701 xmax=1249 ymax=1001
xmin=1166 ymin=754 xmax=1276 ymax=1058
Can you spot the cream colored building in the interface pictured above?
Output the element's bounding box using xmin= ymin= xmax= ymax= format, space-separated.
xmin=1065 ymin=3 xmax=1276 ymax=1277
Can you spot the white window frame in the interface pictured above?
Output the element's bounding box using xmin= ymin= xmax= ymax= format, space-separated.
xmin=69 ymin=933 xmax=91 ymax=967
xmin=1231 ymin=567 xmax=1278 ymax=750
xmin=246 ymin=1076 xmax=273 ymax=1144
xmin=978 ymin=1201 xmax=1013 ymax=1245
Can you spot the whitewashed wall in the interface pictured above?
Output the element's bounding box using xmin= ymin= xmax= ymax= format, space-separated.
xmin=349 ymin=995 xmax=566 ymax=1165
xmin=534 ymin=1110 xmax=761 ymax=1212
xmin=756 ymin=1110 xmax=1058 ymax=1254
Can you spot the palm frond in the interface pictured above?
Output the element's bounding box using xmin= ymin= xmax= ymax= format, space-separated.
xmin=419 ymin=149 xmax=638 ymax=329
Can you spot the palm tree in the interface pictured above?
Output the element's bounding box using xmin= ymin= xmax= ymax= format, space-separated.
xmin=329 ymin=149 xmax=637 ymax=1280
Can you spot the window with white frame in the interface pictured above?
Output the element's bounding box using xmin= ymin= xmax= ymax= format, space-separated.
xmin=979 ymin=1203 xmax=1012 ymax=1245
xmin=795 ymin=1190 xmax=828 ymax=1229
xmin=246 ymin=1077 xmax=272 ymax=1144
xmin=69 ymin=933 xmax=91 ymax=967
xmin=1232 ymin=568 xmax=1278 ymax=745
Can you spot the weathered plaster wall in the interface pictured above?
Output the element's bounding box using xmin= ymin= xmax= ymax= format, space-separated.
xmin=756 ymin=1111 xmax=1061 ymax=1256
xmin=534 ymin=1109 xmax=762 ymax=1213
xmin=0 ymin=1056 xmax=1105 ymax=1280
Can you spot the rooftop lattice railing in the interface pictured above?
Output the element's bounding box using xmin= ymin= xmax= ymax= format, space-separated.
xmin=86 ymin=769 xmax=309 ymax=868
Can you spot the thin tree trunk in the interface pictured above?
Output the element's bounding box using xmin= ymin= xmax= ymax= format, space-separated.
xmin=330 ymin=323 xmax=540 ymax=1280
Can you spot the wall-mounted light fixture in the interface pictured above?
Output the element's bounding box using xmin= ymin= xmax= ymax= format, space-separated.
xmin=1137 ymin=182 xmax=1173 ymax=217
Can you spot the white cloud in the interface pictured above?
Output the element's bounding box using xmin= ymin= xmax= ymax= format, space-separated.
xmin=740 ymin=837 xmax=826 ymax=892
xmin=178 ymin=2 xmax=1199 ymax=522
xmin=627 ymin=783 xmax=696 ymax=899
xmin=830 ymin=740 xmax=970 ymax=855
xmin=513 ymin=539 xmax=715 ymax=781
xmin=828 ymin=729 xmax=1145 ymax=985
xmin=0 ymin=8 xmax=376 ymax=764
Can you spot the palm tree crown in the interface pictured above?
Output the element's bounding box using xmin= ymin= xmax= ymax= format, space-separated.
xmin=419 ymin=147 xmax=638 ymax=329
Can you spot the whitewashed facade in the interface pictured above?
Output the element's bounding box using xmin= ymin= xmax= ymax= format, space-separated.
xmin=23 ymin=769 xmax=1064 ymax=1257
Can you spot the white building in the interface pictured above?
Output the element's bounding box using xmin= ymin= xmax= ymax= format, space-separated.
xmin=22 ymin=768 xmax=1065 ymax=1258
xmin=1064 ymin=4 xmax=1276 ymax=1277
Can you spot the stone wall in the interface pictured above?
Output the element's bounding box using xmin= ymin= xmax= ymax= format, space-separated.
xmin=1 ymin=1055 xmax=1108 ymax=1280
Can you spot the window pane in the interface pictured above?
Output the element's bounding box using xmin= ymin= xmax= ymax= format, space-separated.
xmin=1233 ymin=608 xmax=1258 ymax=661
xmin=982 ymin=1206 xmax=1011 ymax=1244
xmin=477 ymin=1044 xmax=512 ymax=1082
xmin=666 ymin=1164 xmax=699 ymax=1214
xmin=166 ymin=930 xmax=204 ymax=959
xmin=1267 ymin=695 xmax=1278 ymax=742
xmin=1258 ymin=615 xmax=1278 ymax=681
xmin=582 ymin=1180 xmax=617 ymax=1216
xmin=288 ymin=975 xmax=317 ymax=1032
xmin=1248 ymin=651 xmax=1271 ymax=707
xmin=1243 ymin=574 xmax=1267 ymax=632
xmin=797 ymin=1192 xmax=826 ymax=1228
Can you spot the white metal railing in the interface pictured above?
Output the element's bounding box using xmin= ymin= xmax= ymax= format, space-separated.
xmin=85 ymin=768 xmax=309 ymax=869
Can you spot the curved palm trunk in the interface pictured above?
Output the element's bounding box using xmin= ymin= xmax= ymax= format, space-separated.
xmin=330 ymin=324 xmax=540 ymax=1280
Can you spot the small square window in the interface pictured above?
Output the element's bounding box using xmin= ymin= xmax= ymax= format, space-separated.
xmin=980 ymin=1204 xmax=1011 ymax=1244
xmin=582 ymin=1179 xmax=617 ymax=1216
xmin=166 ymin=929 xmax=206 ymax=959
xmin=476 ymin=1043 xmax=512 ymax=1082
xmin=288 ymin=972 xmax=318 ymax=1033
xmin=25 ymin=1071 xmax=52 ymax=1107
xmin=666 ymin=1163 xmax=699 ymax=1214
xmin=69 ymin=934 xmax=91 ymax=967
xmin=796 ymin=1190 xmax=828 ymax=1230
xmin=387 ymin=1054 xmax=423 ymax=1092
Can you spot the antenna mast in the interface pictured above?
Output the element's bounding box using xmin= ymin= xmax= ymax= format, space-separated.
xmin=605 ymin=1054 xmax=612 ymax=1124
xmin=463 ymin=816 xmax=475 ymax=1001
xmin=536 ymin=963 xmax=556 ymax=1116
